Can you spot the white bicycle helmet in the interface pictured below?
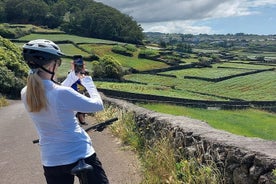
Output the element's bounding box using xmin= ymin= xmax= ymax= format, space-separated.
xmin=23 ymin=39 xmax=64 ymax=69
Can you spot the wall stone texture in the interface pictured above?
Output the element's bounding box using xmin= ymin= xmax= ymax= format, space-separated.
xmin=102 ymin=95 xmax=276 ymax=184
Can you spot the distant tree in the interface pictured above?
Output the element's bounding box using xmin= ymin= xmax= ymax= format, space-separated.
xmin=0 ymin=1 xmax=6 ymax=22
xmin=235 ymin=33 xmax=245 ymax=36
xmin=256 ymin=56 xmax=265 ymax=62
xmin=44 ymin=0 xmax=68 ymax=28
xmin=2 ymin=0 xmax=144 ymax=44
xmin=60 ymin=1 xmax=144 ymax=44
xmin=159 ymin=40 xmax=167 ymax=48
xmin=210 ymin=54 xmax=220 ymax=63
xmin=197 ymin=57 xmax=211 ymax=67
xmin=5 ymin=0 xmax=49 ymax=24
xmin=176 ymin=43 xmax=192 ymax=53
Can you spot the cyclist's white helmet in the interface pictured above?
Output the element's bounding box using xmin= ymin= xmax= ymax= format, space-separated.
xmin=23 ymin=39 xmax=64 ymax=69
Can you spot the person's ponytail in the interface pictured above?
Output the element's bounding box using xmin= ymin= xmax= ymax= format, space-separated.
xmin=26 ymin=72 xmax=48 ymax=112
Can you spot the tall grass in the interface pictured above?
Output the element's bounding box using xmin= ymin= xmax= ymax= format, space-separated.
xmin=0 ymin=96 xmax=9 ymax=108
xmin=94 ymin=105 xmax=223 ymax=184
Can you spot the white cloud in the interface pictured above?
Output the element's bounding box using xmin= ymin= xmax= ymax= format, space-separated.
xmin=95 ymin=0 xmax=268 ymax=21
xmin=141 ymin=21 xmax=214 ymax=34
xmin=248 ymin=0 xmax=276 ymax=7
xmin=95 ymin=0 xmax=276 ymax=34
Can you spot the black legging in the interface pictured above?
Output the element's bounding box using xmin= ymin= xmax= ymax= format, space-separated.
xmin=43 ymin=153 xmax=109 ymax=184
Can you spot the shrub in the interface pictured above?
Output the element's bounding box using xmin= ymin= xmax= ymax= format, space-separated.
xmin=124 ymin=44 xmax=137 ymax=52
xmin=0 ymin=96 xmax=9 ymax=108
xmin=273 ymin=169 xmax=276 ymax=183
xmin=0 ymin=36 xmax=28 ymax=98
xmin=111 ymin=44 xmax=137 ymax=57
xmin=0 ymin=24 xmax=31 ymax=38
xmin=0 ymin=66 xmax=26 ymax=98
xmin=91 ymin=55 xmax=123 ymax=79
xmin=0 ymin=27 xmax=16 ymax=38
xmin=111 ymin=45 xmax=133 ymax=56
xmin=138 ymin=48 xmax=160 ymax=60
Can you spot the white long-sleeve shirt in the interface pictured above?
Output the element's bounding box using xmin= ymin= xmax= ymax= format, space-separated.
xmin=21 ymin=76 xmax=104 ymax=166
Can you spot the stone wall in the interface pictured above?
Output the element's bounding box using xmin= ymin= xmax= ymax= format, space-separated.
xmin=102 ymin=95 xmax=276 ymax=184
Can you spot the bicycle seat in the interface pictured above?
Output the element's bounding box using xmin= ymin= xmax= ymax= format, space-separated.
xmin=71 ymin=159 xmax=93 ymax=175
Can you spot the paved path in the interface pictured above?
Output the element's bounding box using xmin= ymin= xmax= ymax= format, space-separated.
xmin=0 ymin=101 xmax=141 ymax=184
xmin=0 ymin=101 xmax=44 ymax=183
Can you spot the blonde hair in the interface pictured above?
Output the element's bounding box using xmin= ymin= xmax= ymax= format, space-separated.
xmin=26 ymin=71 xmax=48 ymax=112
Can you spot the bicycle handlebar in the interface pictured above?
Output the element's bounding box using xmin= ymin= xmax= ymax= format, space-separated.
xmin=32 ymin=117 xmax=118 ymax=144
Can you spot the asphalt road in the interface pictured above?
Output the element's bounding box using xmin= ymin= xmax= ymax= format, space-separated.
xmin=0 ymin=100 xmax=44 ymax=183
xmin=0 ymin=101 xmax=141 ymax=184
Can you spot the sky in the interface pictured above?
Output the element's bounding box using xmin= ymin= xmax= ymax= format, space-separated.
xmin=94 ymin=0 xmax=276 ymax=35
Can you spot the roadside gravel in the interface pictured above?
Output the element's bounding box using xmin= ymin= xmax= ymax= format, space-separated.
xmin=85 ymin=116 xmax=142 ymax=184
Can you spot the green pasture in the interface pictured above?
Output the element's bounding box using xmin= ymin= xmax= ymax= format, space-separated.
xmin=95 ymin=81 xmax=226 ymax=101
xmin=193 ymin=48 xmax=220 ymax=53
xmin=123 ymin=69 xmax=276 ymax=101
xmin=161 ymin=62 xmax=274 ymax=79
xmin=80 ymin=44 xmax=113 ymax=57
xmin=232 ymin=50 xmax=276 ymax=59
xmin=212 ymin=62 xmax=274 ymax=70
xmin=18 ymin=33 xmax=119 ymax=44
xmin=182 ymin=57 xmax=198 ymax=63
xmin=262 ymin=52 xmax=276 ymax=59
xmin=79 ymin=43 xmax=169 ymax=71
xmin=163 ymin=67 xmax=250 ymax=79
xmin=14 ymin=42 xmax=90 ymax=58
xmin=59 ymin=44 xmax=90 ymax=57
xmin=198 ymin=71 xmax=276 ymax=101
xmin=111 ymin=53 xmax=168 ymax=71
xmin=124 ymin=74 xmax=210 ymax=90
xmin=139 ymin=103 xmax=276 ymax=141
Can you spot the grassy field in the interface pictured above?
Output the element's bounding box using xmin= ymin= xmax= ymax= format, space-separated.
xmin=18 ymin=33 xmax=120 ymax=44
xmin=96 ymin=81 xmax=225 ymax=100
xmin=121 ymin=69 xmax=276 ymax=101
xmin=59 ymin=44 xmax=90 ymax=57
xmin=139 ymin=103 xmax=276 ymax=141
xmin=79 ymin=43 xmax=169 ymax=71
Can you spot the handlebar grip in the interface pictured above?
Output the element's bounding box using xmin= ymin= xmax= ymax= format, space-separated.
xmin=33 ymin=139 xmax=39 ymax=144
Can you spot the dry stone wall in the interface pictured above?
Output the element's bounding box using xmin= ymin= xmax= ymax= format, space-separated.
xmin=102 ymin=95 xmax=276 ymax=184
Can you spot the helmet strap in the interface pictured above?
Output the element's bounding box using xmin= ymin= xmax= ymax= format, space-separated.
xmin=49 ymin=62 xmax=60 ymax=85
xmin=32 ymin=62 xmax=60 ymax=85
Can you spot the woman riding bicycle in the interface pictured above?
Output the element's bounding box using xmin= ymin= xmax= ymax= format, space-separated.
xmin=21 ymin=39 xmax=109 ymax=184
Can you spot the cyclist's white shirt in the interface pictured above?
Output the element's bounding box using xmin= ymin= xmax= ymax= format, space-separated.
xmin=21 ymin=74 xmax=104 ymax=167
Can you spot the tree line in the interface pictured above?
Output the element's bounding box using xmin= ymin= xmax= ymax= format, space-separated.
xmin=0 ymin=0 xmax=144 ymax=44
